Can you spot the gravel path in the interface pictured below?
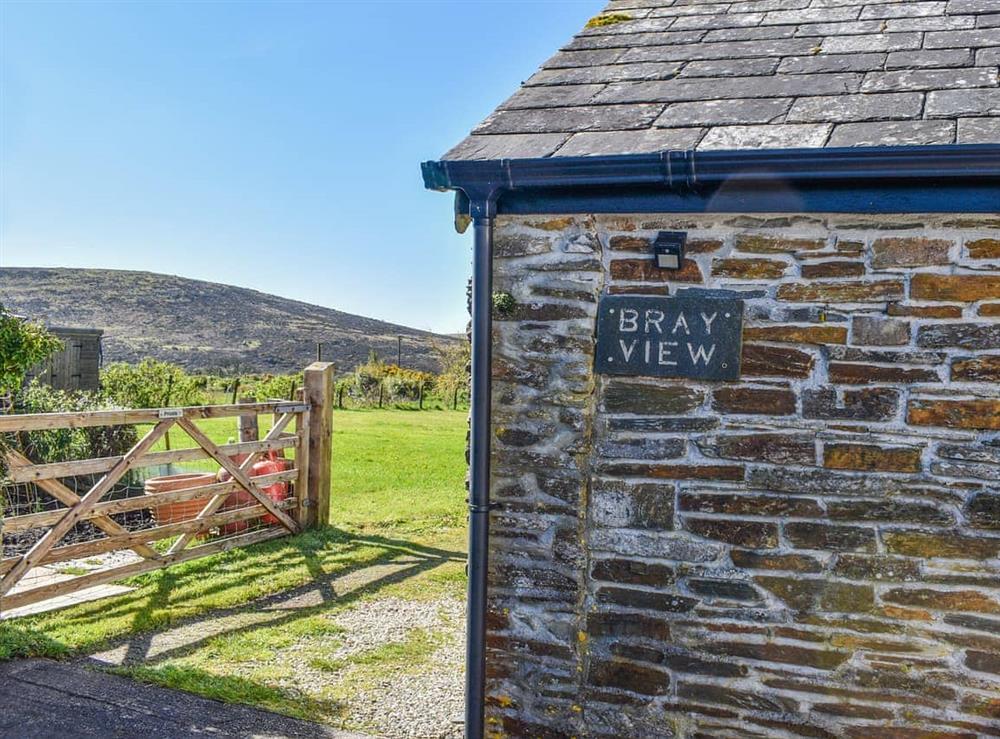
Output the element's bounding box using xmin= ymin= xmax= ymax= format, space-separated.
xmin=279 ymin=597 xmax=465 ymax=739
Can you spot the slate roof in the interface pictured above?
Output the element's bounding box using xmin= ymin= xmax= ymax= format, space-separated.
xmin=443 ymin=0 xmax=1000 ymax=160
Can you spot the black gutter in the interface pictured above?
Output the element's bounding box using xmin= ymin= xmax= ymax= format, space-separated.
xmin=424 ymin=143 xmax=1000 ymax=739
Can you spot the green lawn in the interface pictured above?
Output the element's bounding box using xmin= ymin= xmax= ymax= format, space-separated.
xmin=0 ymin=408 xmax=469 ymax=694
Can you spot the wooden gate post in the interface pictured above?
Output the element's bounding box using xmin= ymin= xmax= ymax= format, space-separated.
xmin=303 ymin=362 xmax=334 ymax=528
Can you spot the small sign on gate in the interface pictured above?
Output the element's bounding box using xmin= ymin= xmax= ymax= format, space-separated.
xmin=594 ymin=295 xmax=743 ymax=381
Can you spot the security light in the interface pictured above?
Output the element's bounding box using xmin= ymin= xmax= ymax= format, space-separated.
xmin=654 ymin=231 xmax=686 ymax=270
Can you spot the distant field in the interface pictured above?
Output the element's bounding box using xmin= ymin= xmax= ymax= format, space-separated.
xmin=144 ymin=407 xmax=468 ymax=530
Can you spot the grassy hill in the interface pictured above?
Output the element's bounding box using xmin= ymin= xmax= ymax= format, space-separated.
xmin=0 ymin=267 xmax=459 ymax=374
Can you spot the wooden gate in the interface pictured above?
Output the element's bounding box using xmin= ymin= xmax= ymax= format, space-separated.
xmin=0 ymin=363 xmax=333 ymax=615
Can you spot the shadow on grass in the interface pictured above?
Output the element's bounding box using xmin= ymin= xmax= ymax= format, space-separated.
xmin=121 ymin=663 xmax=345 ymax=724
xmin=3 ymin=527 xmax=464 ymax=664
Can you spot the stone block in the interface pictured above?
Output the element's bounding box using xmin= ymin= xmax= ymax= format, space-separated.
xmin=832 ymin=554 xmax=921 ymax=581
xmin=741 ymin=344 xmax=816 ymax=378
xmin=596 ymin=436 xmax=686 ymax=461
xmin=802 ymin=387 xmax=899 ymax=421
xmin=742 ymin=324 xmax=847 ymax=345
xmin=967 ymin=494 xmax=1000 ymax=530
xmin=680 ymin=492 xmax=822 ymax=518
xmin=610 ymin=257 xmax=703 ymax=283
xmin=703 ymin=641 xmax=850 ymax=670
xmin=951 ymin=355 xmax=1000 ymax=382
xmin=587 ymin=659 xmax=670 ymax=696
xmin=883 ymin=588 xmax=1000 ymax=615
xmin=823 ymin=442 xmax=922 ymax=473
xmin=871 ymin=237 xmax=952 ymax=268
xmin=591 ymin=479 xmax=676 ymax=530
xmin=967 ymin=238 xmax=1000 ymax=259
xmin=917 ymin=323 xmax=1000 ymax=351
xmin=828 ymin=363 xmax=939 ymax=384
xmin=755 ymin=576 xmax=875 ymax=612
xmin=785 ymin=522 xmax=878 ymax=552
xmin=591 ymin=558 xmax=676 ymax=587
xmin=712 ymin=387 xmax=796 ymax=415
xmin=711 ymin=258 xmax=787 ymax=279
xmin=907 ymin=398 xmax=1000 ymax=430
xmin=587 ymin=611 xmax=672 ymax=641
xmin=911 ymin=274 xmax=1000 ymax=302
xmin=827 ymin=500 xmax=953 ymax=526
xmin=686 ymin=578 xmax=762 ymax=602
xmin=887 ymin=302 xmax=963 ymax=318
xmin=603 ymin=381 xmax=704 ymax=415
xmin=684 ymin=517 xmax=779 ymax=548
xmin=777 ymin=280 xmax=904 ymax=303
xmin=595 ymin=586 xmax=698 ymax=614
xmin=695 ymin=432 xmax=816 ymax=464
xmin=884 ymin=531 xmax=1000 ymax=559
xmin=851 ymin=315 xmax=910 ymax=346
xmin=734 ymin=234 xmax=826 ymax=253
xmin=730 ymin=550 xmax=824 ymax=573
xmin=800 ymin=261 xmax=866 ymax=278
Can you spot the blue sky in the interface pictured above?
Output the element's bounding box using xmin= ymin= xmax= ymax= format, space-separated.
xmin=1 ymin=0 xmax=603 ymax=334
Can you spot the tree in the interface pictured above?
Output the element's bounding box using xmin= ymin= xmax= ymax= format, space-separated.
xmin=434 ymin=340 xmax=471 ymax=405
xmin=0 ymin=304 xmax=63 ymax=400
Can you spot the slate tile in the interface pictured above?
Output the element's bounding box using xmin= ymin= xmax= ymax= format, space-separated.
xmin=861 ymin=2 xmax=947 ymax=19
xmin=979 ymin=14 xmax=1000 ymax=28
xmin=619 ymin=37 xmax=818 ymax=63
xmin=501 ymin=84 xmax=606 ymax=110
xmin=821 ymin=33 xmax=923 ymax=53
xmin=473 ymin=104 xmax=665 ymax=135
xmin=443 ymin=134 xmax=569 ymax=161
xmin=564 ymin=30 xmax=707 ymax=52
xmin=861 ymin=67 xmax=999 ymax=92
xmin=795 ymin=21 xmax=885 ymax=37
xmin=761 ymin=6 xmax=862 ymax=25
xmin=703 ymin=25 xmax=798 ymax=43
xmin=886 ymin=49 xmax=974 ymax=69
xmin=884 ymin=15 xmax=976 ymax=30
xmin=544 ymin=49 xmax=626 ymax=69
xmin=697 ymin=124 xmax=832 ymax=150
xmin=594 ymin=73 xmax=862 ymax=104
xmin=554 ymin=128 xmax=706 ymax=157
xmin=527 ymin=63 xmax=682 ymax=87
xmin=828 ymin=120 xmax=956 ymax=147
xmin=778 ymin=53 xmax=886 ymax=75
xmin=925 ymin=28 xmax=1000 ymax=48
xmin=670 ymin=12 xmax=765 ymax=30
xmin=655 ymin=98 xmax=792 ymax=127
xmin=926 ymin=88 xmax=1000 ymax=116
xmin=649 ymin=3 xmax=736 ymax=17
xmin=577 ymin=17 xmax=678 ymax=36
xmin=787 ymin=92 xmax=924 ymax=123
xmin=730 ymin=0 xmax=811 ymax=10
xmin=679 ymin=58 xmax=779 ymax=78
xmin=977 ymin=47 xmax=1000 ymax=65
xmin=946 ymin=0 xmax=998 ymax=12
xmin=958 ymin=116 xmax=1000 ymax=143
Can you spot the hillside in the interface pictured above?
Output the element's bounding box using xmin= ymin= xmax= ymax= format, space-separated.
xmin=0 ymin=268 xmax=459 ymax=374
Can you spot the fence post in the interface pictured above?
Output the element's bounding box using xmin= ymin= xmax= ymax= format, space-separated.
xmin=237 ymin=397 xmax=259 ymax=444
xmin=303 ymin=362 xmax=334 ymax=528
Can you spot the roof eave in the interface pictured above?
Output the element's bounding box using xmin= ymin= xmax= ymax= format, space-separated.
xmin=422 ymin=144 xmax=1000 ymax=223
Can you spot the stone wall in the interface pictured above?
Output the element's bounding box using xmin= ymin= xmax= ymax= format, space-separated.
xmin=485 ymin=213 xmax=1000 ymax=738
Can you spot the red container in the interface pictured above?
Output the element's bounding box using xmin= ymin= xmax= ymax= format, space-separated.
xmin=145 ymin=472 xmax=218 ymax=525
xmin=217 ymin=451 xmax=291 ymax=533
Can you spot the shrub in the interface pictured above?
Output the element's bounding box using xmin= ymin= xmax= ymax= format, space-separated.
xmin=0 ymin=305 xmax=63 ymax=399
xmin=100 ymin=359 xmax=207 ymax=409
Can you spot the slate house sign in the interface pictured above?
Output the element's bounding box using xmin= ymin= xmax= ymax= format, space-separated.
xmin=595 ymin=295 xmax=743 ymax=381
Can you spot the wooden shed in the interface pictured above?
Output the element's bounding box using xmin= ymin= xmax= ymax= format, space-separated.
xmin=33 ymin=326 xmax=103 ymax=392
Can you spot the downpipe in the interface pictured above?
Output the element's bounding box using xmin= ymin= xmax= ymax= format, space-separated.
xmin=466 ymin=205 xmax=495 ymax=739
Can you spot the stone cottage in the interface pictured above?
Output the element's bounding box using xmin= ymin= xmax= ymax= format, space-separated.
xmin=423 ymin=2 xmax=1000 ymax=737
